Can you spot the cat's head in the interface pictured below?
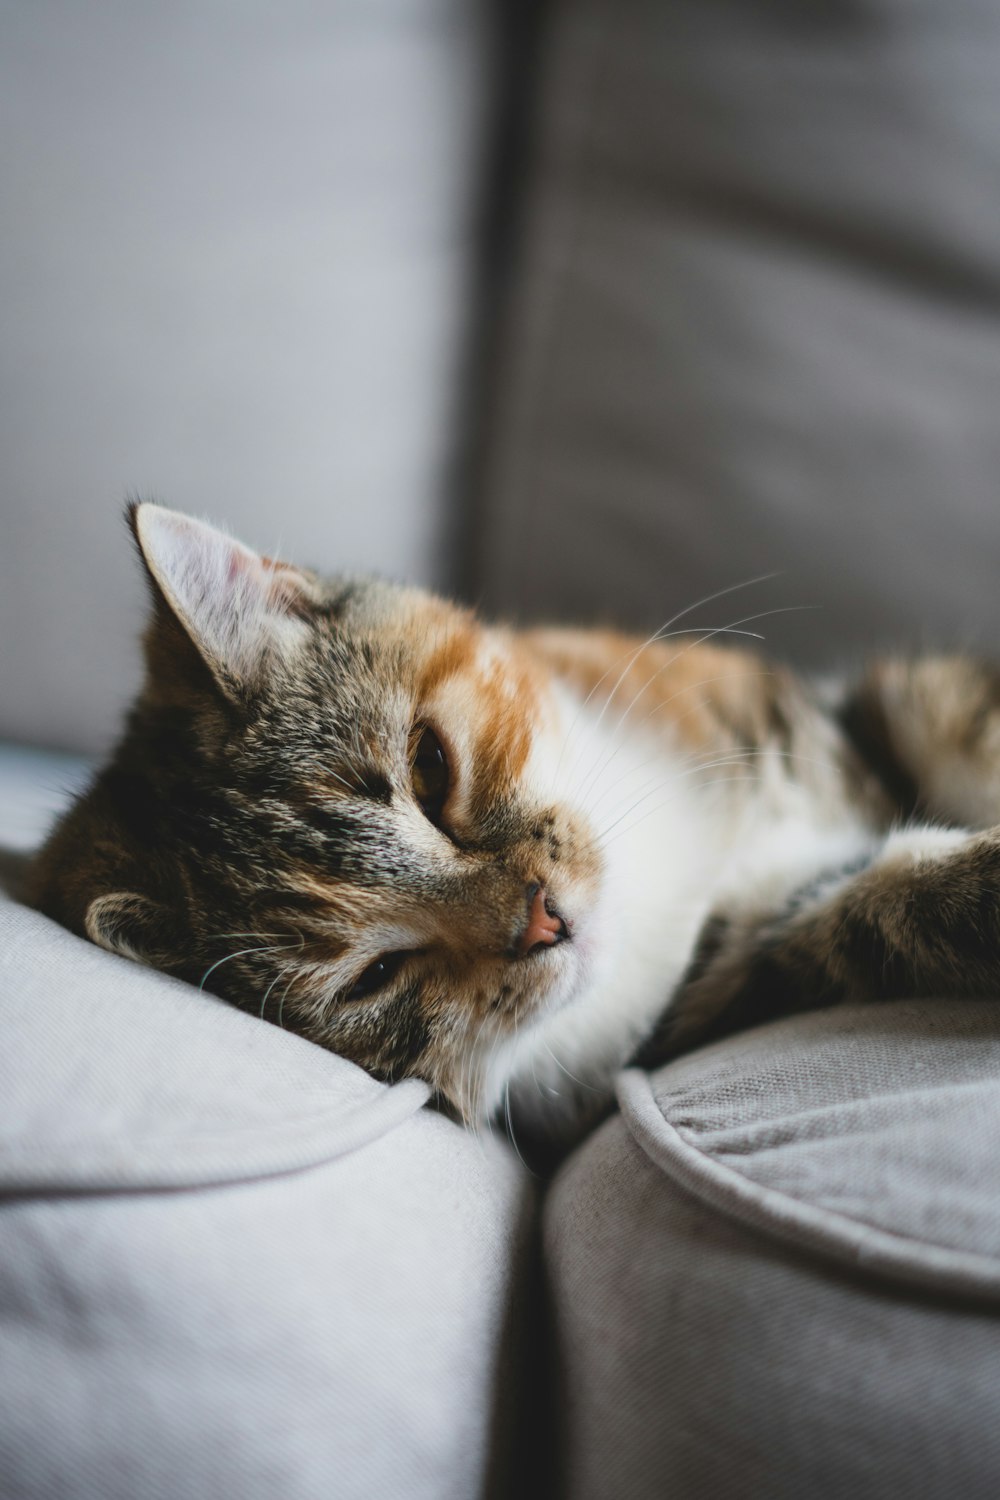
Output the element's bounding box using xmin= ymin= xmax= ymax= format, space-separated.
xmin=37 ymin=505 xmax=606 ymax=1122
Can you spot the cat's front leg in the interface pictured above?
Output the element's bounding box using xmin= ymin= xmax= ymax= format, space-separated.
xmin=636 ymin=825 xmax=1000 ymax=1065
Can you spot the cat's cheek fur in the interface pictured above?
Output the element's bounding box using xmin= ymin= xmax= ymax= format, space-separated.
xmin=473 ymin=685 xmax=708 ymax=1132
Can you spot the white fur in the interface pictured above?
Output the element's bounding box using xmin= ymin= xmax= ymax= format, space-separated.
xmin=494 ymin=675 xmax=965 ymax=1132
xmin=492 ymin=683 xmax=720 ymax=1119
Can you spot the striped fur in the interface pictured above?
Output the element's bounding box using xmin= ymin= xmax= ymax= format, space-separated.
xmin=29 ymin=507 xmax=1000 ymax=1144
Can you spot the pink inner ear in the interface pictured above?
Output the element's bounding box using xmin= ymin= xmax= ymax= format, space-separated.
xmin=134 ymin=503 xmax=310 ymax=681
xmin=224 ymin=551 xmax=250 ymax=586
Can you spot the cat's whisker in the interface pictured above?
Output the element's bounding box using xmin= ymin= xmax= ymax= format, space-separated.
xmin=528 ymin=1045 xmax=557 ymax=1103
xmin=554 ymin=571 xmax=781 ymax=771
xmin=482 ymin=1007 xmax=517 ymax=1141
xmin=326 ymin=767 xmax=357 ymax=796
xmin=577 ymin=670 xmax=778 ymax=814
xmin=276 ymin=967 xmax=303 ymax=1031
xmin=563 ymin=623 xmax=766 ymax=788
xmin=585 ymin=694 xmax=845 ymax=832
xmin=594 ymin=755 xmax=762 ymax=843
xmin=578 ymin=676 xmax=777 ymax=820
xmin=257 ymin=953 xmax=303 ymax=1021
xmin=593 ymin=737 xmax=844 ymax=839
xmin=503 ymin=1072 xmax=535 ymax=1177
xmin=593 ymin=742 xmax=790 ymax=838
xmin=570 ymin=604 xmax=818 ymax=802
xmin=599 ymin=774 xmax=768 ymax=851
xmin=552 ymin=576 xmax=783 ymax=785
xmin=542 ymin=1040 xmax=600 ymax=1094
xmin=198 ymin=938 xmax=303 ymax=992
xmin=595 ymin=753 xmax=756 ymax=833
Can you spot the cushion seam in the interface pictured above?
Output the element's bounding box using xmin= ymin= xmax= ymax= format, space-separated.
xmin=0 ymin=1078 xmax=431 ymax=1198
xmin=617 ymin=1068 xmax=1000 ymax=1303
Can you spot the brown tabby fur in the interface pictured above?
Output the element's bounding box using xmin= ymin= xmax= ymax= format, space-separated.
xmin=29 ymin=504 xmax=1000 ymax=1142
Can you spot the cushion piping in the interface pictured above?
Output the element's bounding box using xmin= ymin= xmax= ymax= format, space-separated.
xmin=617 ymin=1067 xmax=1000 ymax=1304
xmin=0 ymin=1077 xmax=431 ymax=1198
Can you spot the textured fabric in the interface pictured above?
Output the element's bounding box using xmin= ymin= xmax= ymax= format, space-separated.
xmin=1 ymin=2 xmax=491 ymax=754
xmin=0 ymin=792 xmax=538 ymax=1498
xmin=546 ymin=1003 xmax=1000 ymax=1499
xmin=474 ymin=0 xmax=1000 ymax=666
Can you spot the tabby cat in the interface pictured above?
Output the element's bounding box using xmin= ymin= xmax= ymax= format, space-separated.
xmin=30 ymin=504 xmax=1000 ymax=1145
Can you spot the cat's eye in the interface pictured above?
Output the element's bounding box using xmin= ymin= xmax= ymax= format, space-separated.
xmin=410 ymin=724 xmax=450 ymax=825
xmin=346 ymin=950 xmax=408 ymax=1002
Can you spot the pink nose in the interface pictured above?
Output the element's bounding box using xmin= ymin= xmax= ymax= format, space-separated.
xmin=516 ymin=885 xmax=567 ymax=958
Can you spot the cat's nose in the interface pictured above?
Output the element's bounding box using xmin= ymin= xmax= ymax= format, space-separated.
xmin=515 ymin=884 xmax=568 ymax=958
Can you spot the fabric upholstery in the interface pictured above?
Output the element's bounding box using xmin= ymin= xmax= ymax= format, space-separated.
xmin=1 ymin=1 xmax=491 ymax=754
xmin=474 ymin=0 xmax=1000 ymax=666
xmin=0 ymin=743 xmax=539 ymax=1500
xmin=545 ymin=1002 xmax=1000 ymax=1499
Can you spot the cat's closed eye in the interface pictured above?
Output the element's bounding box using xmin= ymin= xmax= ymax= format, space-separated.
xmin=410 ymin=725 xmax=450 ymax=826
xmin=346 ymin=950 xmax=410 ymax=1002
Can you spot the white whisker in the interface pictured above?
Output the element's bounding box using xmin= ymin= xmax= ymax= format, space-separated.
xmin=599 ymin=774 xmax=767 ymax=851
xmin=198 ymin=937 xmax=302 ymax=992
xmin=542 ymin=1040 xmax=600 ymax=1093
xmin=504 ymin=1075 xmax=534 ymax=1176
xmin=552 ymin=570 xmax=782 ymax=780
xmin=258 ymin=956 xmax=301 ymax=1021
xmin=564 ymin=602 xmax=816 ymax=804
xmin=578 ymin=673 xmax=775 ymax=819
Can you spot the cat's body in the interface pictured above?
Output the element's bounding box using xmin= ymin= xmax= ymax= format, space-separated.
xmin=31 ymin=505 xmax=1000 ymax=1147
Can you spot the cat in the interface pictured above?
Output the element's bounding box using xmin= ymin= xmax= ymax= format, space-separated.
xmin=29 ymin=502 xmax=1000 ymax=1147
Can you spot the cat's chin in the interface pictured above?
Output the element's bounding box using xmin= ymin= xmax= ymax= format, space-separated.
xmin=469 ymin=886 xmax=617 ymax=1107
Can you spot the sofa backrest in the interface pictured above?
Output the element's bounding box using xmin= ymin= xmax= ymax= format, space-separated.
xmin=472 ymin=0 xmax=1000 ymax=668
xmin=1 ymin=2 xmax=492 ymax=754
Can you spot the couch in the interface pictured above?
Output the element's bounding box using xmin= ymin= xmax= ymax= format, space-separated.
xmin=5 ymin=3 xmax=1000 ymax=1496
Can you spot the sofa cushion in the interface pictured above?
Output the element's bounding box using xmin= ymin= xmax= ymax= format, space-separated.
xmin=545 ymin=1002 xmax=1000 ymax=1499
xmin=0 ymin=745 xmax=538 ymax=1500
xmin=474 ymin=0 xmax=1000 ymax=664
xmin=0 ymin=742 xmax=93 ymax=853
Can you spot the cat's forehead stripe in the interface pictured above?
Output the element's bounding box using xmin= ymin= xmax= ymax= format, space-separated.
xmin=414 ymin=615 xmax=480 ymax=699
xmin=411 ymin=621 xmax=540 ymax=793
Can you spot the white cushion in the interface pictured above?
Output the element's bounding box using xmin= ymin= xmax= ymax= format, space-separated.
xmin=0 ymin=747 xmax=537 ymax=1499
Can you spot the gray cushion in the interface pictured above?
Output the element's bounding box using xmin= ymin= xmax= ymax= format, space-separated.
xmin=475 ymin=0 xmax=1000 ymax=664
xmin=545 ymin=1002 xmax=1000 ymax=1499
xmin=0 ymin=743 xmax=538 ymax=1499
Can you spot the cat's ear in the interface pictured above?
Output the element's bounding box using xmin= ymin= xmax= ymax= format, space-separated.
xmin=129 ymin=502 xmax=314 ymax=697
xmin=85 ymin=892 xmax=182 ymax=969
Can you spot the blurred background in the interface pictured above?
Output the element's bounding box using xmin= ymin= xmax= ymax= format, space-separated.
xmin=4 ymin=0 xmax=1000 ymax=761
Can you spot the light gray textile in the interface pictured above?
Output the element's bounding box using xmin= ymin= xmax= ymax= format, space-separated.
xmin=475 ymin=0 xmax=1000 ymax=664
xmin=0 ymin=761 xmax=537 ymax=1498
xmin=0 ymin=743 xmax=94 ymax=854
xmin=1 ymin=2 xmax=490 ymax=755
xmin=546 ymin=1003 xmax=1000 ymax=1500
